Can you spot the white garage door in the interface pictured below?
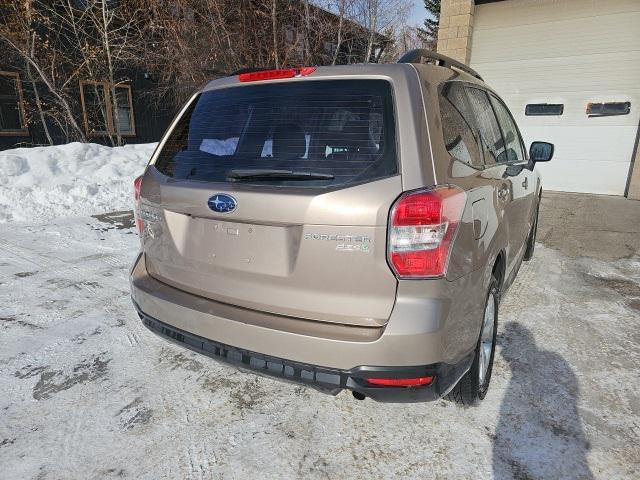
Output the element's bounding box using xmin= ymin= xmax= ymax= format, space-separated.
xmin=470 ymin=0 xmax=640 ymax=195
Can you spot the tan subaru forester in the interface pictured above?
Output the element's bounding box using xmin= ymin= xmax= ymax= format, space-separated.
xmin=130 ymin=50 xmax=553 ymax=404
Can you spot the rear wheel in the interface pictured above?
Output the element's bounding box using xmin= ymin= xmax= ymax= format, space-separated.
xmin=446 ymin=276 xmax=499 ymax=406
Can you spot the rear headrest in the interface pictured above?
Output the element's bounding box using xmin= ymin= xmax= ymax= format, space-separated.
xmin=273 ymin=123 xmax=306 ymax=159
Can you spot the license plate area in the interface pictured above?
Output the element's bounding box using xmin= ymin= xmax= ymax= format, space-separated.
xmin=192 ymin=218 xmax=297 ymax=276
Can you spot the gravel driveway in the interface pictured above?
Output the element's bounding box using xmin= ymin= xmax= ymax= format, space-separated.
xmin=1 ymin=193 xmax=638 ymax=479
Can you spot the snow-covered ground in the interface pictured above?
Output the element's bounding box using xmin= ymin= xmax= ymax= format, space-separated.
xmin=0 ymin=142 xmax=156 ymax=223
xmin=0 ymin=144 xmax=638 ymax=479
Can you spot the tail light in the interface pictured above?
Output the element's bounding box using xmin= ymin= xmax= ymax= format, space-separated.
xmin=388 ymin=186 xmax=466 ymax=278
xmin=366 ymin=376 xmax=433 ymax=387
xmin=238 ymin=67 xmax=316 ymax=82
xmin=133 ymin=175 xmax=144 ymax=234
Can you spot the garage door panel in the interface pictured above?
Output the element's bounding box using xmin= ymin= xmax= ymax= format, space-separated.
xmin=536 ymin=160 xmax=630 ymax=195
xmin=473 ymin=0 xmax=639 ymax=29
xmin=471 ymin=13 xmax=640 ymax=62
xmin=475 ymin=54 xmax=640 ymax=94
xmin=499 ymin=93 xmax=639 ymax=126
xmin=522 ymin=126 xmax=638 ymax=162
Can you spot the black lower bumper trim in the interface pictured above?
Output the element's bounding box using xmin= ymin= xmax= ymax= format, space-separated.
xmin=136 ymin=304 xmax=473 ymax=403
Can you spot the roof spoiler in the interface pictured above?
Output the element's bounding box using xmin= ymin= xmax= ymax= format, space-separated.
xmin=397 ymin=49 xmax=483 ymax=81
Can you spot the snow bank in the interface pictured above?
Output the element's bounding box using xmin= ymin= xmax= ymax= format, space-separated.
xmin=0 ymin=142 xmax=156 ymax=223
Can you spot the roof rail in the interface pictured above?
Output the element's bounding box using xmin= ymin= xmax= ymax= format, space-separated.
xmin=397 ymin=49 xmax=483 ymax=81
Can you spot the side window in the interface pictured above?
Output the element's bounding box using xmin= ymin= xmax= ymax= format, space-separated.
xmin=464 ymin=87 xmax=504 ymax=165
xmin=489 ymin=95 xmax=525 ymax=163
xmin=439 ymin=83 xmax=483 ymax=168
xmin=0 ymin=71 xmax=28 ymax=134
xmin=113 ymin=86 xmax=135 ymax=135
xmin=80 ymin=80 xmax=136 ymax=136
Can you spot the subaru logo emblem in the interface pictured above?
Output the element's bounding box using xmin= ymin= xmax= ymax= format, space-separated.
xmin=208 ymin=194 xmax=237 ymax=213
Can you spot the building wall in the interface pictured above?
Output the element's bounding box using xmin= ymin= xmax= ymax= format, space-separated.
xmin=438 ymin=0 xmax=640 ymax=199
xmin=0 ymin=67 xmax=174 ymax=151
xmin=436 ymin=0 xmax=475 ymax=64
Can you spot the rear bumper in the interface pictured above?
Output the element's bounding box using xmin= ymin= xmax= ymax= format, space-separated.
xmin=137 ymin=307 xmax=472 ymax=402
xmin=130 ymin=253 xmax=480 ymax=402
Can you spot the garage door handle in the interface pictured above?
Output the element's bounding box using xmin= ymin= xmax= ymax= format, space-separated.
xmin=522 ymin=178 xmax=528 ymax=189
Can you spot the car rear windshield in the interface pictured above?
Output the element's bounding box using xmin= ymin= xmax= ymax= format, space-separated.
xmin=153 ymin=79 xmax=397 ymax=188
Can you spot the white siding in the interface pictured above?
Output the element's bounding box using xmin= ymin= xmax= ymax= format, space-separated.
xmin=470 ymin=0 xmax=640 ymax=195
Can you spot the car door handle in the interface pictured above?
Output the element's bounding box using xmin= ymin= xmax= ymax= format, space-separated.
xmin=522 ymin=177 xmax=528 ymax=189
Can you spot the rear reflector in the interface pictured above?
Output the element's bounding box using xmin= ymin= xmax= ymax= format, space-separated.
xmin=238 ymin=67 xmax=316 ymax=82
xmin=134 ymin=175 xmax=143 ymax=202
xmin=366 ymin=376 xmax=433 ymax=387
xmin=388 ymin=186 xmax=466 ymax=278
xmin=135 ymin=218 xmax=145 ymax=234
xmin=133 ymin=175 xmax=143 ymax=234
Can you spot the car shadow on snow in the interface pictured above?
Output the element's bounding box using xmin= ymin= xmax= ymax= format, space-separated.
xmin=492 ymin=322 xmax=594 ymax=480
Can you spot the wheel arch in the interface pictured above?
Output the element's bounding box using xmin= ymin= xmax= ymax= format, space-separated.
xmin=492 ymin=250 xmax=506 ymax=294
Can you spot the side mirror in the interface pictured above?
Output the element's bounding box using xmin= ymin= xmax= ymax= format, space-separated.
xmin=529 ymin=141 xmax=554 ymax=163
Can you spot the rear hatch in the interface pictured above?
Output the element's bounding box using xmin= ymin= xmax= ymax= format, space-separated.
xmin=139 ymin=77 xmax=402 ymax=327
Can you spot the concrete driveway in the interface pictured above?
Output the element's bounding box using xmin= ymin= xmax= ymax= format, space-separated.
xmin=0 ymin=192 xmax=638 ymax=479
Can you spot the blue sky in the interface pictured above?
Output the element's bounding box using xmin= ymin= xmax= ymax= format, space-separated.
xmin=409 ymin=2 xmax=428 ymax=27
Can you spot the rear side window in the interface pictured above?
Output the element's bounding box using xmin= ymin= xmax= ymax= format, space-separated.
xmin=439 ymin=83 xmax=483 ymax=168
xmin=154 ymin=80 xmax=397 ymax=188
xmin=489 ymin=95 xmax=525 ymax=163
xmin=464 ymin=87 xmax=505 ymax=166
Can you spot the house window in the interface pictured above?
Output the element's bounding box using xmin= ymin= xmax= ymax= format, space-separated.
xmin=586 ymin=101 xmax=630 ymax=117
xmin=113 ymin=85 xmax=134 ymax=134
xmin=324 ymin=42 xmax=338 ymax=57
xmin=525 ymin=103 xmax=564 ymax=116
xmin=80 ymin=80 xmax=136 ymax=136
xmin=0 ymin=71 xmax=28 ymax=135
xmin=285 ymin=27 xmax=296 ymax=45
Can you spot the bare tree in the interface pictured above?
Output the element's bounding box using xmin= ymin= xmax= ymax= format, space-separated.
xmin=134 ymin=0 xmax=253 ymax=109
xmin=45 ymin=0 xmax=147 ymax=145
xmin=24 ymin=1 xmax=53 ymax=145
xmin=327 ymin=0 xmax=354 ymax=65
xmin=272 ymin=0 xmax=280 ymax=68
xmin=379 ymin=23 xmax=424 ymax=62
xmin=352 ymin=0 xmax=413 ymax=62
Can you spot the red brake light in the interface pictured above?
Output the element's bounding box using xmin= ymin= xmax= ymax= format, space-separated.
xmin=388 ymin=186 xmax=466 ymax=278
xmin=238 ymin=67 xmax=316 ymax=82
xmin=366 ymin=376 xmax=433 ymax=387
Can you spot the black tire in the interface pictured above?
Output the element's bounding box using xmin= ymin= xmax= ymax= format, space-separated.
xmin=523 ymin=201 xmax=539 ymax=261
xmin=446 ymin=275 xmax=499 ymax=406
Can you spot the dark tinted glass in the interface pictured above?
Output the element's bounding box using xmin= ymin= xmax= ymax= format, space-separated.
xmin=525 ymin=103 xmax=563 ymax=116
xmin=154 ymin=80 xmax=397 ymax=188
xmin=114 ymin=87 xmax=133 ymax=133
xmin=0 ymin=75 xmax=22 ymax=131
xmin=0 ymin=75 xmax=17 ymax=97
xmin=439 ymin=83 xmax=483 ymax=168
xmin=465 ymin=87 xmax=505 ymax=166
xmin=586 ymin=102 xmax=630 ymax=117
xmin=489 ymin=95 xmax=524 ymax=163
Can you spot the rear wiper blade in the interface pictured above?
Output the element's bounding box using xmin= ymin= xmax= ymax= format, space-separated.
xmin=227 ymin=169 xmax=334 ymax=182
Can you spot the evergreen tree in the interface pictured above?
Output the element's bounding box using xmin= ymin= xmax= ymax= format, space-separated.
xmin=417 ymin=0 xmax=441 ymax=48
